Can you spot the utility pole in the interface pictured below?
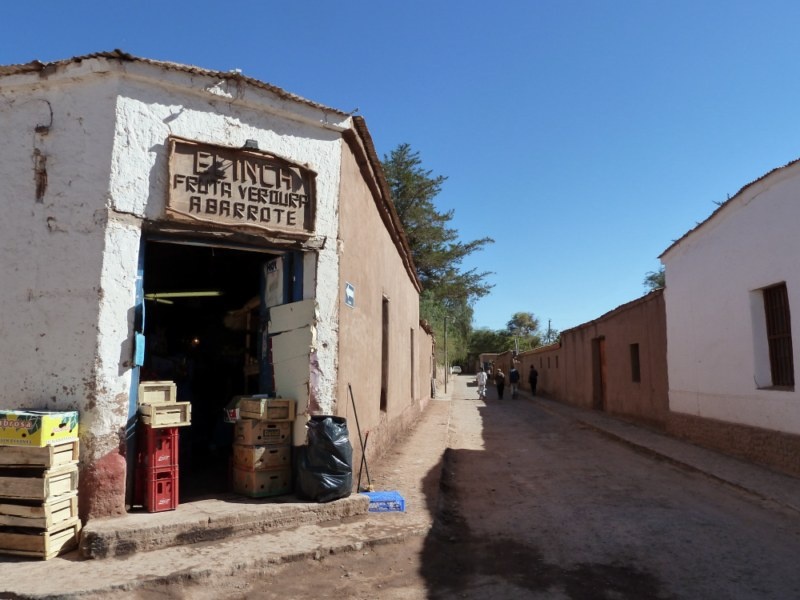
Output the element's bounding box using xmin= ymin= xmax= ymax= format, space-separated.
xmin=444 ymin=317 xmax=448 ymax=394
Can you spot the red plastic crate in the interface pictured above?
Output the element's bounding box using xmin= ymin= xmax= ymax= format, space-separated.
xmin=138 ymin=425 xmax=179 ymax=468
xmin=144 ymin=465 xmax=179 ymax=512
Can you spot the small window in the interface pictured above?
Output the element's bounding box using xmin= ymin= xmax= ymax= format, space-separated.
xmin=555 ymin=355 xmax=559 ymax=369
xmin=764 ymin=283 xmax=794 ymax=388
xmin=630 ymin=343 xmax=641 ymax=383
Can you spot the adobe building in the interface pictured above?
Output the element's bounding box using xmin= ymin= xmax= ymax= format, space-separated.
xmin=0 ymin=51 xmax=434 ymax=519
xmin=515 ymin=290 xmax=669 ymax=429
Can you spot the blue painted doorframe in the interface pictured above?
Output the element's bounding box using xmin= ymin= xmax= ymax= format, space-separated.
xmin=125 ymin=236 xmax=146 ymax=506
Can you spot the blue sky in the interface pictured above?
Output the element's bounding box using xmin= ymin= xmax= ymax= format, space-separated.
xmin=4 ymin=1 xmax=800 ymax=332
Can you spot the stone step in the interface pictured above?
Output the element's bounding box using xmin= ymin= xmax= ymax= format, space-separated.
xmin=80 ymin=492 xmax=369 ymax=558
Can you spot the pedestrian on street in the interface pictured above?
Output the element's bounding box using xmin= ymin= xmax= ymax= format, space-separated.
xmin=495 ymin=369 xmax=506 ymax=399
xmin=509 ymin=365 xmax=520 ymax=399
xmin=476 ymin=368 xmax=488 ymax=399
xmin=528 ymin=364 xmax=538 ymax=396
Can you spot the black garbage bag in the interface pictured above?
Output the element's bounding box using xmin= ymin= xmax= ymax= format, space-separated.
xmin=295 ymin=416 xmax=353 ymax=502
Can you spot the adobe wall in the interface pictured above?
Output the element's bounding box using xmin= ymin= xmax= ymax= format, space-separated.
xmin=517 ymin=291 xmax=668 ymax=429
xmin=336 ymin=138 xmax=429 ymax=471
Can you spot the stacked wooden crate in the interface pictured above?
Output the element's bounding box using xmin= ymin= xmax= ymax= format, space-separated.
xmin=0 ymin=410 xmax=80 ymax=560
xmin=231 ymin=397 xmax=295 ymax=498
xmin=136 ymin=382 xmax=190 ymax=512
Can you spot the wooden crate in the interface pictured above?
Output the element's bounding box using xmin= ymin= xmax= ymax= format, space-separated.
xmin=139 ymin=402 xmax=191 ymax=428
xmin=0 ymin=493 xmax=78 ymax=528
xmin=238 ymin=398 xmax=295 ymax=422
xmin=138 ymin=381 xmax=177 ymax=405
xmin=0 ymin=464 xmax=78 ymax=500
xmin=0 ymin=517 xmax=81 ymax=560
xmin=0 ymin=439 xmax=79 ymax=468
xmin=232 ymin=444 xmax=291 ymax=470
xmin=233 ymin=420 xmax=291 ymax=446
xmin=231 ymin=465 xmax=292 ymax=498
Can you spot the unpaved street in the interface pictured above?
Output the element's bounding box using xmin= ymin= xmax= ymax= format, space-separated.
xmin=153 ymin=375 xmax=800 ymax=599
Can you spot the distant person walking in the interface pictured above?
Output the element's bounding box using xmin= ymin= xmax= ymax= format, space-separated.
xmin=476 ymin=368 xmax=488 ymax=400
xmin=528 ymin=365 xmax=538 ymax=396
xmin=495 ymin=369 xmax=506 ymax=399
xmin=509 ymin=366 xmax=520 ymax=399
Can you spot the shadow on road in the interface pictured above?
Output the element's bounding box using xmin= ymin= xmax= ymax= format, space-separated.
xmin=415 ymin=384 xmax=672 ymax=599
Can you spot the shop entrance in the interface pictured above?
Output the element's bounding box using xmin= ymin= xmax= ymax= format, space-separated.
xmin=140 ymin=240 xmax=277 ymax=500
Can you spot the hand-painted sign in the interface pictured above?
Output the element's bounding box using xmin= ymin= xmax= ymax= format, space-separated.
xmin=167 ymin=137 xmax=316 ymax=235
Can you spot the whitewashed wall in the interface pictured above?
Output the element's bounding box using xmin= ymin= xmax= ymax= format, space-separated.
xmin=0 ymin=57 xmax=350 ymax=466
xmin=662 ymin=162 xmax=800 ymax=434
xmin=0 ymin=71 xmax=120 ymax=459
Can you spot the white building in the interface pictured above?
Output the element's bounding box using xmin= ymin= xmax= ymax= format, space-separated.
xmin=661 ymin=158 xmax=800 ymax=474
xmin=0 ymin=51 xmax=434 ymax=519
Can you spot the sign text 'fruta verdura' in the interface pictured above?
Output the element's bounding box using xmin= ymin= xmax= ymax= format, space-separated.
xmin=167 ymin=138 xmax=316 ymax=234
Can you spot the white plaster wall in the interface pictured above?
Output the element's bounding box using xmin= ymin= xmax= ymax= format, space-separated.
xmin=0 ymin=72 xmax=119 ymax=458
xmin=107 ymin=63 xmax=348 ymax=418
xmin=663 ymin=163 xmax=800 ymax=433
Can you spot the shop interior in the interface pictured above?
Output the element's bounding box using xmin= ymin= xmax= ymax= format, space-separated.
xmin=141 ymin=240 xmax=276 ymax=500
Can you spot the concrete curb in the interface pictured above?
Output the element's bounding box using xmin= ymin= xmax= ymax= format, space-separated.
xmin=80 ymin=493 xmax=370 ymax=558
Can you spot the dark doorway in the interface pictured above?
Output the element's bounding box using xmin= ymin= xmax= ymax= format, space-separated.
xmin=592 ymin=337 xmax=607 ymax=411
xmin=141 ymin=240 xmax=276 ymax=500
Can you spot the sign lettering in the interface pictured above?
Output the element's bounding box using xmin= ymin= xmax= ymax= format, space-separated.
xmin=167 ymin=138 xmax=316 ymax=234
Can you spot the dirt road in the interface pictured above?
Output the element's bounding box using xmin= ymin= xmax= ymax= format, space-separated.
xmin=131 ymin=375 xmax=800 ymax=599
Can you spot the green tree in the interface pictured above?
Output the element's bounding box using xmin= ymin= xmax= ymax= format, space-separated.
xmin=382 ymin=143 xmax=494 ymax=305
xmin=468 ymin=327 xmax=515 ymax=363
xmin=644 ymin=266 xmax=665 ymax=291
xmin=506 ymin=312 xmax=542 ymax=352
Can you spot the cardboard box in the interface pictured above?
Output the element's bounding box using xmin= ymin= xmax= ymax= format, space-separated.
xmin=232 ymin=444 xmax=291 ymax=470
xmin=0 ymin=410 xmax=79 ymax=447
xmin=231 ymin=465 xmax=292 ymax=498
xmin=237 ymin=397 xmax=296 ymax=422
xmin=234 ymin=420 xmax=291 ymax=446
xmin=362 ymin=491 xmax=406 ymax=512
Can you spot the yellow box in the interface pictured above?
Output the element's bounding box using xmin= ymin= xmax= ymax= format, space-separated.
xmin=0 ymin=411 xmax=79 ymax=447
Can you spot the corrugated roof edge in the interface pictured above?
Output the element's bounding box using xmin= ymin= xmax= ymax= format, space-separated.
xmin=0 ymin=49 xmax=349 ymax=117
xmin=659 ymin=156 xmax=800 ymax=259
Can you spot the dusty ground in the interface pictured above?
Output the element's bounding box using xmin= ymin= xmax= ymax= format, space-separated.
xmin=117 ymin=376 xmax=800 ymax=599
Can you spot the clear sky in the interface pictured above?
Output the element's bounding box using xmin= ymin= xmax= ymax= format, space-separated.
xmin=4 ymin=1 xmax=800 ymax=333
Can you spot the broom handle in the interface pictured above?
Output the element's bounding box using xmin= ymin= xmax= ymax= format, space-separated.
xmin=348 ymin=384 xmax=372 ymax=488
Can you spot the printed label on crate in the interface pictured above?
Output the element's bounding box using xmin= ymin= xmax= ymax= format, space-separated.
xmin=0 ymin=410 xmax=79 ymax=447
